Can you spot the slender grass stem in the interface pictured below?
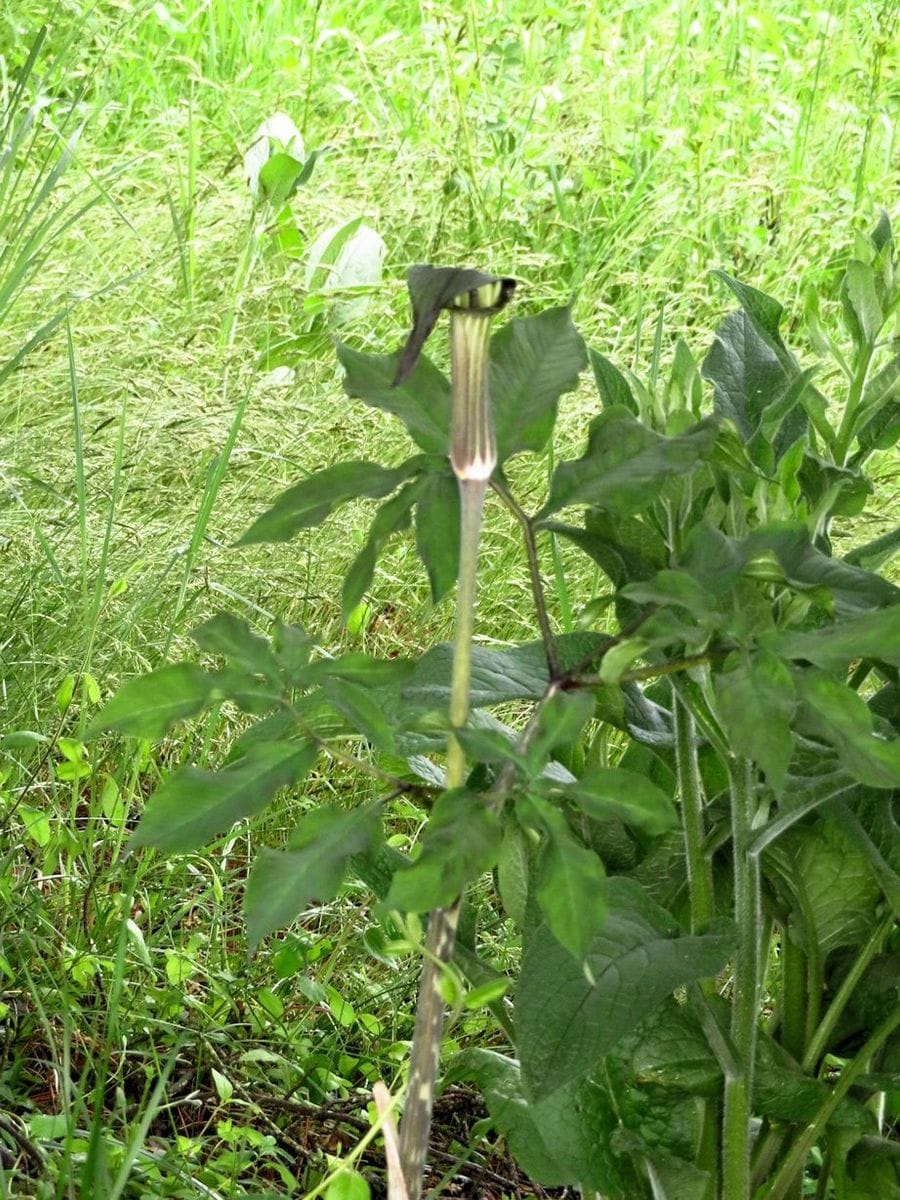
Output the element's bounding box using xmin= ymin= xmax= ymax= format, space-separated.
xmin=491 ymin=477 xmax=559 ymax=679
xmin=767 ymin=1007 xmax=900 ymax=1200
xmin=803 ymin=912 xmax=894 ymax=1073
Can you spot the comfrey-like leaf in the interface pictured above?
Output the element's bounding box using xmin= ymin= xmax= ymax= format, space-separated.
xmin=392 ymin=265 xmax=515 ymax=385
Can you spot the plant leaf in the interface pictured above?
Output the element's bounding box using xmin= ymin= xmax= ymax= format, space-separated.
xmin=710 ymin=270 xmax=786 ymax=344
xmin=775 ymin=605 xmax=900 ymax=669
xmin=701 ymin=302 xmax=805 ymax=460
xmin=844 ymin=260 xmax=883 ymax=347
xmin=446 ymin=1049 xmax=641 ymax=1194
xmin=516 ymin=877 xmax=735 ymax=1097
xmin=490 ymin=306 xmax=586 ymax=461
xmin=385 ymin=789 xmax=501 ymax=912
xmin=414 ymin=468 xmax=460 ymax=602
xmin=521 ymin=795 xmax=607 ymax=963
xmin=239 ymin=458 xmax=423 ymax=545
xmin=191 ymin=613 xmax=281 ymax=682
xmin=338 ymin=342 xmax=451 ymax=453
xmin=799 ymin=673 xmax=900 ymax=789
xmin=341 ymin=481 xmax=420 ymax=620
xmin=245 ymin=804 xmax=381 ymax=949
xmin=88 ymin=663 xmax=215 ymax=739
xmin=402 ymin=632 xmax=610 ymax=710
xmin=540 ymin=766 xmax=678 ymax=836
xmin=750 ymin=525 xmax=900 ymax=614
xmin=323 ymin=678 xmax=397 ymax=751
xmin=539 ymin=408 xmax=719 ymax=518
xmin=844 ymin=525 xmax=900 ymax=573
xmin=590 ymin=348 xmax=638 ymax=413
xmin=714 ymin=651 xmax=797 ymax=792
xmin=129 ymin=741 xmax=317 ymax=853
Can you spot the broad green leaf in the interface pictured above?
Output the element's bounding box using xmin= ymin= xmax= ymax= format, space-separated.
xmin=516 ymin=877 xmax=734 ymax=1097
xmin=523 ymin=796 xmax=607 ymax=963
xmin=245 ymin=804 xmax=380 ymax=949
xmin=776 ymin=605 xmax=900 ymax=669
xmin=446 ymin=1049 xmax=641 ymax=1194
xmin=701 ymin=307 xmax=805 ymax=459
xmin=541 ymin=766 xmax=677 ymax=836
xmin=272 ymin=620 xmax=313 ymax=679
xmin=711 ymin=270 xmax=786 ymax=345
xmin=306 ymin=652 xmax=415 ymax=688
xmin=750 ymin=525 xmax=899 ymax=613
xmin=622 ymin=569 xmax=716 ymax=621
xmin=667 ymin=337 xmax=704 ymax=417
xmin=539 ymin=407 xmax=719 ymax=518
xmin=844 ymin=260 xmax=883 ymax=347
xmin=552 ymin=509 xmax=668 ymax=592
xmin=603 ymin=1050 xmax=707 ymax=1191
xmin=324 ymin=1170 xmax=370 ymax=1200
xmin=524 ymin=690 xmax=596 ymax=773
xmin=385 ymin=790 xmax=501 ymax=912
xmin=767 ymin=819 xmax=883 ymax=959
xmin=799 ymin=673 xmax=900 ymax=788
xmin=680 ymin=521 xmax=747 ymax=597
xmin=755 ymin=1032 xmax=873 ymax=1130
xmin=414 ymin=468 xmax=459 ymax=602
xmin=129 ymin=741 xmax=317 ymax=853
xmin=338 ymin=342 xmax=450 ymax=452
xmin=497 ymin=819 xmax=532 ymax=928
xmin=798 ymin=453 xmax=872 ymax=518
xmin=257 ymin=151 xmax=307 ymax=208
xmin=323 ymin=678 xmax=396 ymax=751
xmin=402 ymin=632 xmax=610 ymax=709
xmin=490 ymin=306 xmax=587 ymax=461
xmin=341 ymin=481 xmax=420 ymax=620
xmin=213 ymin=666 xmax=282 ymax=715
xmin=628 ymin=1000 xmax=720 ymax=1096
xmin=715 ymin=652 xmax=796 ymax=792
xmin=88 ymin=663 xmax=214 ymax=739
xmin=239 ymin=458 xmax=422 ymax=545
xmin=590 ymin=347 xmax=638 ymax=413
xmin=191 ymin=613 xmax=280 ymax=682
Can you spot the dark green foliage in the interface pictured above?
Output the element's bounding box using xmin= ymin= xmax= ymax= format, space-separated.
xmin=91 ymin=220 xmax=900 ymax=1199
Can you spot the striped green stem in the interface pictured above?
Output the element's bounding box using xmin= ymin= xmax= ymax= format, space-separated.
xmin=398 ymin=284 xmax=502 ymax=1200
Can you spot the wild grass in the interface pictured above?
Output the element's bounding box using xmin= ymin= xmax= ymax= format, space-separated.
xmin=0 ymin=0 xmax=897 ymax=1195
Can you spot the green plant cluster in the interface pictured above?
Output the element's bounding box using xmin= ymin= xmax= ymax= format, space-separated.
xmin=92 ymin=214 xmax=900 ymax=1198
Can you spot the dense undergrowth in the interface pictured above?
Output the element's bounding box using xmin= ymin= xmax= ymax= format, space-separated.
xmin=1 ymin=2 xmax=898 ymax=1198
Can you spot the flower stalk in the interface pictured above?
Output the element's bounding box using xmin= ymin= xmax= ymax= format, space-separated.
xmin=393 ymin=273 xmax=513 ymax=1200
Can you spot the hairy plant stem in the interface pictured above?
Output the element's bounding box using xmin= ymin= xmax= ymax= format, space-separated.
xmin=673 ymin=696 xmax=717 ymax=1200
xmin=722 ymin=759 xmax=760 ymax=1200
xmin=674 ymin=695 xmax=715 ymax=935
xmin=779 ymin=923 xmax=807 ymax=1063
xmin=834 ymin=341 xmax=874 ymax=465
xmin=398 ymin=290 xmax=500 ymax=1200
